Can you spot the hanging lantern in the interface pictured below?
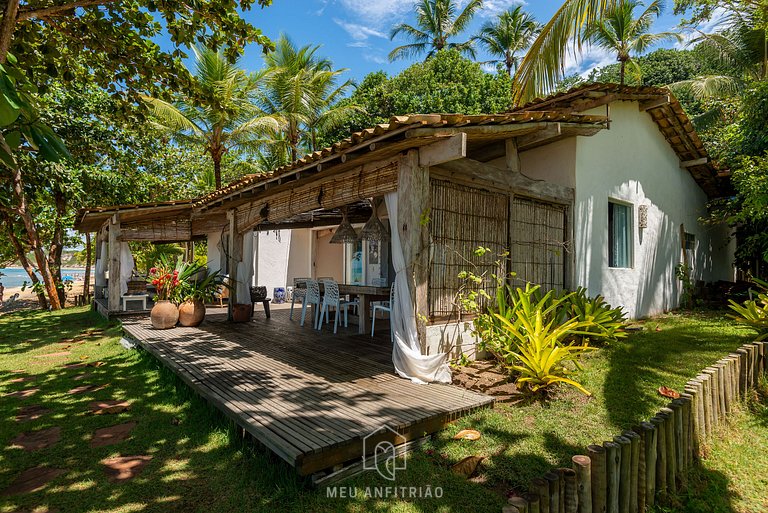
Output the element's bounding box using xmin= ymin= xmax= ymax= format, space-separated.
xmin=329 ymin=207 xmax=358 ymax=244
xmin=360 ymin=198 xmax=389 ymax=242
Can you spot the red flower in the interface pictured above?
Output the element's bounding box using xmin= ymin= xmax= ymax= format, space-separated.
xmin=152 ymin=279 xmax=158 ymax=285
xmin=149 ymin=267 xmax=157 ymax=274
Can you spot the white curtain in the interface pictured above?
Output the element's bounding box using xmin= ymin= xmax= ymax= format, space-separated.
xmin=95 ymin=241 xmax=107 ymax=287
xmin=236 ymin=232 xmax=254 ymax=304
xmin=384 ymin=192 xmax=451 ymax=384
xmin=119 ymin=242 xmax=134 ymax=297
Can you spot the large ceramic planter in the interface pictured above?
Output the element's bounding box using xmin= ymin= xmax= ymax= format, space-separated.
xmin=178 ymin=299 xmax=206 ymax=327
xmin=232 ymin=303 xmax=251 ymax=323
xmin=150 ymin=300 xmax=179 ymax=329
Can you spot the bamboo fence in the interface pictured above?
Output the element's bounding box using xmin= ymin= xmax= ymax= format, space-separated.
xmin=502 ymin=340 xmax=767 ymax=513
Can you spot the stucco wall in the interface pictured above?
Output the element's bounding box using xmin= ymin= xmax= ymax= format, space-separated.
xmin=206 ymin=230 xmax=222 ymax=275
xmin=574 ymin=101 xmax=733 ymax=318
xmin=286 ymin=229 xmax=312 ymax=284
xmin=314 ymin=229 xmax=344 ymax=280
xmin=255 ymin=230 xmax=290 ymax=298
xmin=486 ymin=137 xmax=577 ymax=188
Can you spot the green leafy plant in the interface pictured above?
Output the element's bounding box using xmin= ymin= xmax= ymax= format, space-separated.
xmin=728 ymin=278 xmax=768 ymax=340
xmin=493 ymin=298 xmax=595 ymax=395
xmin=565 ymin=287 xmax=627 ymax=345
xmin=180 ymin=268 xmax=226 ymax=304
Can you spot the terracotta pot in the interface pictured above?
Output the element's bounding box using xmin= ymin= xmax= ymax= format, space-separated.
xmin=232 ymin=303 xmax=251 ymax=323
xmin=150 ymin=300 xmax=179 ymax=329
xmin=178 ymin=299 xmax=206 ymax=327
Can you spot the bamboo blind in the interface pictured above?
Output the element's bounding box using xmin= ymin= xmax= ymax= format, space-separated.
xmin=235 ymin=161 xmax=398 ymax=232
xmin=429 ymin=179 xmax=509 ymax=319
xmin=119 ymin=217 xmax=192 ymax=242
xmin=509 ymin=196 xmax=568 ymax=291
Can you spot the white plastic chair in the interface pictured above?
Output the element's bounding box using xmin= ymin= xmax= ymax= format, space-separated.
xmin=299 ymin=279 xmax=321 ymax=328
xmin=316 ymin=279 xmax=352 ymax=334
xmin=371 ymin=283 xmax=395 ymax=340
xmin=290 ymin=277 xmax=311 ymax=320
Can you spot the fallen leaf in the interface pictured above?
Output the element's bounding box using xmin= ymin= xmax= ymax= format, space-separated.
xmin=451 ymin=455 xmax=485 ymax=478
xmin=453 ymin=429 xmax=482 ymax=441
xmin=658 ymin=386 xmax=680 ymax=399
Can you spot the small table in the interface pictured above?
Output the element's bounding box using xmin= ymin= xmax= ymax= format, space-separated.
xmin=122 ymin=295 xmax=148 ymax=312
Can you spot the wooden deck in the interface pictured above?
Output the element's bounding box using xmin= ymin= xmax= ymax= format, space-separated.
xmin=122 ymin=310 xmax=494 ymax=476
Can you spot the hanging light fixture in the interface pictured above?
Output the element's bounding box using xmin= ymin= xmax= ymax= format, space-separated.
xmin=329 ymin=206 xmax=359 ymax=244
xmin=360 ymin=198 xmax=389 ymax=242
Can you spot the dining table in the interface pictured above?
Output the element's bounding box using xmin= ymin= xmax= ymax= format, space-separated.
xmin=317 ymin=283 xmax=390 ymax=335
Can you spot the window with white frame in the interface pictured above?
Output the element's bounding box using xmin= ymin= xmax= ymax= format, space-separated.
xmin=608 ymin=201 xmax=632 ymax=268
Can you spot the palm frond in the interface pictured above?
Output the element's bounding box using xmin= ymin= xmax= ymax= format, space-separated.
xmin=140 ymin=95 xmax=204 ymax=136
xmin=668 ymin=75 xmax=742 ymax=99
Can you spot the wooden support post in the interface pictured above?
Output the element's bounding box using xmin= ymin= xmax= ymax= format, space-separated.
xmin=699 ymin=373 xmax=712 ymax=439
xmin=679 ymin=396 xmax=693 ymax=471
xmin=737 ymin=348 xmax=749 ymax=397
xmin=672 ymin=400 xmax=686 ymax=489
xmin=613 ymin=435 xmax=631 ymax=513
xmin=632 ymin=425 xmax=646 ymax=513
xmin=623 ymin=431 xmax=640 ymax=513
xmin=556 ymin=468 xmax=567 ymax=513
xmin=572 ymin=455 xmax=592 ymax=513
xmin=588 ymin=444 xmax=607 ymax=513
xmin=226 ymin=209 xmax=240 ymax=320
xmin=757 ymin=341 xmax=766 ymax=376
xmin=531 ymin=477 xmax=550 ymax=513
xmin=506 ymin=137 xmax=521 ymax=173
xmin=544 ymin=472 xmax=560 ymax=513
xmin=107 ymin=214 xmax=121 ymax=313
xmin=603 ymin=441 xmax=620 ymax=513
xmin=660 ymin=408 xmax=676 ymax=493
xmin=562 ymin=468 xmax=578 ymax=513
xmin=525 ymin=493 xmax=541 ymax=513
xmin=398 ymin=150 xmax=431 ymax=348
xmin=641 ymin=421 xmax=657 ymax=508
xmin=653 ymin=415 xmax=666 ymax=496
xmin=718 ymin=360 xmax=732 ymax=414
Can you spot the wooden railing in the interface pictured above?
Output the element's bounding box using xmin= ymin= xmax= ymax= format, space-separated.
xmin=503 ymin=340 xmax=767 ymax=513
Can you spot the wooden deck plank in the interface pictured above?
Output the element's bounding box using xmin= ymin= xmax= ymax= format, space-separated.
xmin=122 ymin=309 xmax=493 ymax=475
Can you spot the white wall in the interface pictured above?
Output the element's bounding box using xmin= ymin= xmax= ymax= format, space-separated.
xmin=286 ymin=229 xmax=312 ymax=284
xmin=255 ymin=230 xmax=291 ymax=298
xmin=207 ymin=230 xmax=222 ymax=274
xmin=574 ymin=101 xmax=733 ymax=318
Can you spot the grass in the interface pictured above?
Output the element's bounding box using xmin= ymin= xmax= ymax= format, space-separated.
xmin=0 ymin=307 xmax=764 ymax=512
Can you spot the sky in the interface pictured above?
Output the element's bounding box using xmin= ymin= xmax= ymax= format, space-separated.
xmin=219 ymin=0 xmax=688 ymax=83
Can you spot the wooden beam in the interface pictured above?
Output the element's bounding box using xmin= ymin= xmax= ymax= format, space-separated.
xmin=226 ymin=209 xmax=237 ymax=319
xmin=680 ymin=157 xmax=709 ymax=168
xmin=107 ymin=214 xmax=121 ymax=313
xmin=640 ymin=96 xmax=671 ymax=111
xmin=398 ymin=150 xmax=430 ymax=348
xmin=436 ymin=158 xmax=575 ymax=203
xmin=517 ymin=124 xmax=561 ymax=150
xmin=405 ymin=122 xmax=548 ymax=138
xmin=418 ymin=133 xmax=467 ymax=167
xmin=505 ymin=137 xmax=520 ymax=173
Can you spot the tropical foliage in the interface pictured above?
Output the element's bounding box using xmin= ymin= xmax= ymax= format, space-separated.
xmin=728 ymin=278 xmax=768 ymax=339
xmin=389 ymin=0 xmax=484 ymax=61
xmin=584 ymin=0 xmax=681 ymax=85
xmin=475 ymin=6 xmax=540 ymax=76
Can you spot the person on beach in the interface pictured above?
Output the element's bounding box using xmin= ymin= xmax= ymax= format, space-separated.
xmin=0 ymin=282 xmax=4 ymax=307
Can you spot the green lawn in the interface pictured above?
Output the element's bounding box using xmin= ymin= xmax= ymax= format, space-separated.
xmin=0 ymin=307 xmax=763 ymax=513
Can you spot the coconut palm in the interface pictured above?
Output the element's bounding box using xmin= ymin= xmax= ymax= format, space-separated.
xmin=389 ymin=0 xmax=484 ymax=62
xmin=475 ymin=6 xmax=541 ymax=76
xmin=584 ymin=0 xmax=681 ymax=85
xmin=141 ymin=47 xmax=281 ymax=189
xmin=259 ymin=35 xmax=361 ymax=162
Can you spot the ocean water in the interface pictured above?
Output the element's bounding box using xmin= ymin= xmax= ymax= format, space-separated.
xmin=0 ymin=267 xmax=92 ymax=289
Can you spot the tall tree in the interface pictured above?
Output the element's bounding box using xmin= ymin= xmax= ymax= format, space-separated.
xmin=259 ymin=35 xmax=358 ymax=162
xmin=142 ymin=48 xmax=280 ymax=189
xmin=389 ymin=0 xmax=484 ymax=62
xmin=475 ymin=6 xmax=540 ymax=76
xmin=584 ymin=0 xmax=680 ymax=85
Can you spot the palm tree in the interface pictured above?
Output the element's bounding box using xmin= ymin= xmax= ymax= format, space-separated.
xmin=475 ymin=6 xmax=540 ymax=76
xmin=584 ymin=0 xmax=681 ymax=85
xmin=259 ymin=35 xmax=360 ymax=162
xmin=389 ymin=0 xmax=484 ymax=62
xmin=141 ymin=47 xmax=280 ymax=189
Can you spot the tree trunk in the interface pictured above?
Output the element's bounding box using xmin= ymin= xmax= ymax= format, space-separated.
xmin=1 ymin=214 xmax=48 ymax=309
xmin=213 ymin=153 xmax=222 ymax=189
xmin=0 ymin=0 xmax=19 ymax=63
xmin=48 ymin=188 xmax=66 ymax=306
xmin=9 ymin=163 xmax=62 ymax=309
xmin=83 ymin=231 xmax=92 ymax=297
xmin=619 ymin=60 xmax=626 ymax=86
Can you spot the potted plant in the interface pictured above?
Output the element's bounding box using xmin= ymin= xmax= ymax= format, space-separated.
xmin=178 ymin=267 xmax=225 ymax=327
xmin=147 ymin=259 xmax=183 ymax=329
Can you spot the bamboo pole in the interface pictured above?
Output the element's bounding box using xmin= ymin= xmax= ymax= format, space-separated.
xmin=699 ymin=373 xmax=713 ymax=438
xmin=562 ymin=468 xmax=578 ymax=513
xmin=531 ymin=477 xmax=550 ymax=513
xmin=729 ymin=353 xmax=742 ymax=402
xmin=682 ymin=389 xmax=699 ymax=462
xmin=747 ymin=344 xmax=756 ymax=388
xmin=651 ymin=415 xmax=667 ymax=499
xmin=640 ymin=421 xmax=657 ymax=508
xmin=604 ymin=441 xmax=620 ymax=513
xmin=719 ymin=360 xmax=732 ymax=414
xmin=544 ymin=472 xmax=560 ymax=513
xmin=758 ymin=341 xmax=766 ymax=375
xmin=737 ymin=348 xmax=749 ymax=397
xmin=588 ymin=444 xmax=607 ymax=513
xmin=623 ymin=430 xmax=640 ymax=513
xmin=671 ymin=399 xmax=687 ymax=489
xmin=572 ymin=455 xmax=592 ymax=513
xmin=703 ymin=368 xmax=720 ymax=429
xmin=613 ymin=435 xmax=631 ymax=513
xmin=678 ymin=397 xmax=691 ymax=473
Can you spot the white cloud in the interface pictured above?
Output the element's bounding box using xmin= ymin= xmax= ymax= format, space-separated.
xmin=477 ymin=0 xmax=526 ymax=17
xmin=333 ymin=18 xmax=388 ymax=41
xmin=563 ymin=44 xmax=617 ymax=77
xmin=675 ymin=7 xmax=729 ymax=48
xmin=337 ymin=0 xmax=415 ymax=25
